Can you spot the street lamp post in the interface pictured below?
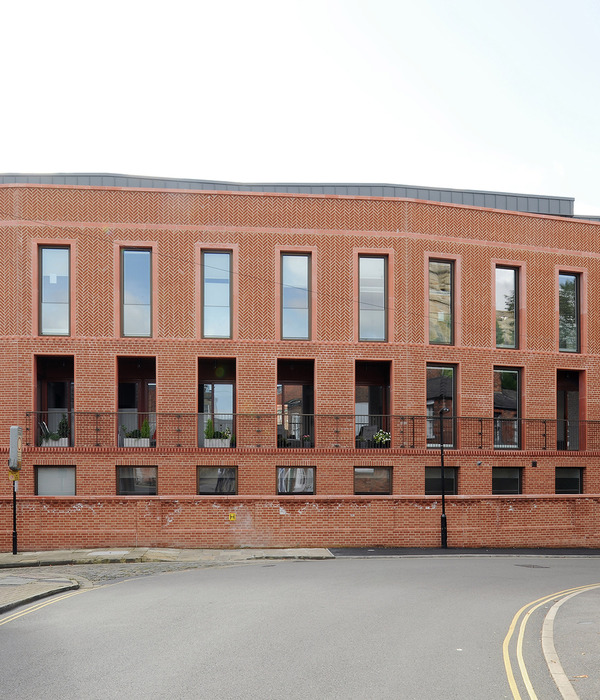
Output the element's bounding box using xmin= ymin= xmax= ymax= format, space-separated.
xmin=439 ymin=407 xmax=449 ymax=548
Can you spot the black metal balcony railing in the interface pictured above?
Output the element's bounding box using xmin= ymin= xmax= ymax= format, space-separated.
xmin=23 ymin=412 xmax=591 ymax=451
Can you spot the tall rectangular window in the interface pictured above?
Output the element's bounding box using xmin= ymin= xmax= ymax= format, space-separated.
xmin=282 ymin=254 xmax=310 ymax=339
xmin=559 ymin=273 xmax=579 ymax=352
xmin=359 ymin=256 xmax=387 ymax=341
xmin=203 ymin=251 xmax=231 ymax=338
xmin=122 ymin=249 xmax=151 ymax=337
xmin=494 ymin=368 xmax=520 ymax=448
xmin=426 ymin=365 xmax=455 ymax=448
xmin=40 ymin=247 xmax=70 ymax=335
xmin=496 ymin=266 xmax=518 ymax=348
xmin=429 ymin=260 xmax=453 ymax=345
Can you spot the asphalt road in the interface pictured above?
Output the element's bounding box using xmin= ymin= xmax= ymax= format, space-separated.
xmin=1 ymin=556 xmax=599 ymax=699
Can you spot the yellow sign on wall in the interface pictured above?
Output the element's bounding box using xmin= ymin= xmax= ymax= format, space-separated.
xmin=229 ymin=512 xmax=236 ymax=521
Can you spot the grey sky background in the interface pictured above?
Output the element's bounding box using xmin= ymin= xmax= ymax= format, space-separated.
xmin=4 ymin=0 xmax=599 ymax=213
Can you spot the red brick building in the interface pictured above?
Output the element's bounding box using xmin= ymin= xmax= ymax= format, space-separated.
xmin=2 ymin=174 xmax=600 ymax=550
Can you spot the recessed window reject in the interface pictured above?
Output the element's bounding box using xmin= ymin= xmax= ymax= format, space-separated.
xmin=40 ymin=247 xmax=70 ymax=335
xmin=122 ymin=249 xmax=151 ymax=337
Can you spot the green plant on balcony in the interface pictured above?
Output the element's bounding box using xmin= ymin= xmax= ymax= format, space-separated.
xmin=58 ymin=413 xmax=70 ymax=439
xmin=373 ymin=429 xmax=391 ymax=446
xmin=204 ymin=418 xmax=215 ymax=440
xmin=140 ymin=418 xmax=151 ymax=439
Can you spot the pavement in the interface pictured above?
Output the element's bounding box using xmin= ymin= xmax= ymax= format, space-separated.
xmin=0 ymin=547 xmax=334 ymax=614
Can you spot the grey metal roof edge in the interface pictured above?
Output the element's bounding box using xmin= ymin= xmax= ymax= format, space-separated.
xmin=0 ymin=173 xmax=582 ymax=217
xmin=0 ymin=172 xmax=575 ymax=203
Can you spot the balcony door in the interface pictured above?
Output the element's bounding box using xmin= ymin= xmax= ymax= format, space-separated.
xmin=198 ymin=358 xmax=235 ymax=446
xmin=355 ymin=361 xmax=390 ymax=447
xmin=118 ymin=357 xmax=156 ymax=445
xmin=36 ymin=356 xmax=74 ymax=446
xmin=557 ymin=370 xmax=581 ymax=450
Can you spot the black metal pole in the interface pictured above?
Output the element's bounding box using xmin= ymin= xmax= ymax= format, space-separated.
xmin=12 ymin=480 xmax=17 ymax=555
xmin=439 ymin=408 xmax=448 ymax=549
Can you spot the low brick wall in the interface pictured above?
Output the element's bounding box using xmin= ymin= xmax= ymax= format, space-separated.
xmin=2 ymin=495 xmax=599 ymax=550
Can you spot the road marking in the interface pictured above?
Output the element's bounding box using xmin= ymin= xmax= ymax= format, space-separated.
xmin=503 ymin=583 xmax=600 ymax=699
xmin=0 ymin=589 xmax=87 ymax=626
xmin=541 ymin=586 xmax=600 ymax=700
xmin=0 ymin=579 xmax=130 ymax=628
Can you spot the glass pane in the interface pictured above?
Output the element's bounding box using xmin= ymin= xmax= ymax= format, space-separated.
xmin=203 ymin=252 xmax=231 ymax=337
xmin=282 ymin=308 xmax=309 ymax=339
xmin=354 ymin=467 xmax=391 ymax=494
xmin=203 ymin=307 xmax=231 ymax=338
xmin=494 ymin=369 xmax=519 ymax=448
xmin=41 ymin=248 xmax=69 ymax=334
xmin=559 ymin=273 xmax=578 ymax=352
xmin=277 ymin=467 xmax=314 ymax=494
xmin=555 ymin=468 xmax=582 ymax=494
xmin=429 ymin=260 xmax=452 ymax=344
xmin=359 ymin=257 xmax=386 ymax=341
xmin=282 ymin=255 xmax=309 ymax=339
xmin=41 ymin=303 xmax=69 ymax=335
xmin=496 ymin=267 xmax=517 ymax=348
xmin=122 ymin=250 xmax=151 ymax=336
xmin=37 ymin=467 xmax=76 ymax=496
xmin=426 ymin=366 xmax=454 ymax=447
xmin=198 ymin=467 xmax=237 ymax=494
xmin=424 ymin=467 xmax=457 ymax=495
xmin=492 ymin=467 xmax=520 ymax=494
xmin=123 ymin=250 xmax=151 ymax=304
xmin=117 ymin=467 xmax=157 ymax=495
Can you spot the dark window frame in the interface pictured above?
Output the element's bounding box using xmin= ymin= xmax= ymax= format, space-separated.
xmin=197 ymin=466 xmax=238 ymax=495
xmin=492 ymin=467 xmax=522 ymax=495
xmin=277 ymin=466 xmax=315 ymax=495
xmin=39 ymin=245 xmax=71 ymax=336
xmin=35 ymin=465 xmax=76 ymax=496
xmin=555 ymin=467 xmax=583 ymax=494
xmin=281 ymin=252 xmax=311 ymax=340
xmin=358 ymin=254 xmax=388 ymax=342
xmin=558 ymin=271 xmax=580 ymax=353
xmin=424 ymin=466 xmax=458 ymax=495
xmin=493 ymin=367 xmax=521 ymax=449
xmin=116 ymin=466 xmax=158 ymax=495
xmin=202 ymin=249 xmax=233 ymax=339
xmin=495 ymin=265 xmax=519 ymax=349
xmin=354 ymin=466 xmax=392 ymax=495
xmin=121 ymin=247 xmax=152 ymax=338
xmin=429 ymin=258 xmax=454 ymax=346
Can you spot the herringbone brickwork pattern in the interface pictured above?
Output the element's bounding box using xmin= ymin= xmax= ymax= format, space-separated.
xmin=2 ymin=182 xmax=600 ymax=549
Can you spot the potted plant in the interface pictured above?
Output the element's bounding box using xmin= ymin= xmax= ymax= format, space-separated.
xmin=123 ymin=419 xmax=151 ymax=447
xmin=302 ymin=434 xmax=312 ymax=447
xmin=42 ymin=414 xmax=70 ymax=447
xmin=373 ymin=429 xmax=391 ymax=448
xmin=204 ymin=420 xmax=231 ymax=448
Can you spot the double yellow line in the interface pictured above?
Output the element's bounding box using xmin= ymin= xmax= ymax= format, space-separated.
xmin=0 ymin=589 xmax=88 ymax=627
xmin=503 ymin=583 xmax=600 ymax=699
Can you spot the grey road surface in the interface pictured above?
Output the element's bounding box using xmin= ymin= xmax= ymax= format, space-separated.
xmin=1 ymin=556 xmax=599 ymax=699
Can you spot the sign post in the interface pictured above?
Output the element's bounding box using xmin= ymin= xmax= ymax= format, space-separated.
xmin=8 ymin=426 xmax=22 ymax=555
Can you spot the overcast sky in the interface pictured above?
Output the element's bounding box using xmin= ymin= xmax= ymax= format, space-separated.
xmin=4 ymin=0 xmax=600 ymax=214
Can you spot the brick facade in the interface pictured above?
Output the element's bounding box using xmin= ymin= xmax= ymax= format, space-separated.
xmin=2 ymin=182 xmax=600 ymax=550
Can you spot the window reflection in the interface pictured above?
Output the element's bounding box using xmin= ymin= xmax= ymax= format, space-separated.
xmin=429 ymin=260 xmax=453 ymax=344
xmin=282 ymin=254 xmax=310 ymax=339
xmin=40 ymin=247 xmax=70 ymax=335
xmin=359 ymin=256 xmax=386 ymax=341
xmin=122 ymin=249 xmax=151 ymax=337
xmin=495 ymin=267 xmax=517 ymax=348
xmin=203 ymin=252 xmax=231 ymax=338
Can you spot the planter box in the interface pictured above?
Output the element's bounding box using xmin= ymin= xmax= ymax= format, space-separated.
xmin=41 ymin=437 xmax=69 ymax=447
xmin=124 ymin=438 xmax=151 ymax=447
xmin=204 ymin=438 xmax=231 ymax=448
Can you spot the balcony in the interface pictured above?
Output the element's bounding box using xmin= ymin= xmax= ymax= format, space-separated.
xmin=23 ymin=412 xmax=591 ymax=451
